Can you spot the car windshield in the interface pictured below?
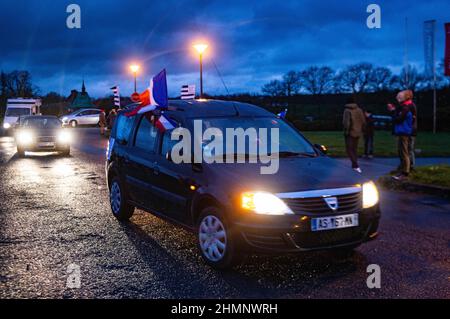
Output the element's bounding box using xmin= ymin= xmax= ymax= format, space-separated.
xmin=21 ymin=117 xmax=61 ymax=129
xmin=195 ymin=117 xmax=317 ymax=159
xmin=5 ymin=108 xmax=31 ymax=117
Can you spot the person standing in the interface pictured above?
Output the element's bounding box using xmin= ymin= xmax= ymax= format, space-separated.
xmin=388 ymin=91 xmax=414 ymax=181
xmin=99 ymin=110 xmax=106 ymax=135
xmin=107 ymin=109 xmax=117 ymax=130
xmin=343 ymin=97 xmax=366 ymax=173
xmin=403 ymin=90 xmax=417 ymax=171
xmin=363 ymin=109 xmax=375 ymax=158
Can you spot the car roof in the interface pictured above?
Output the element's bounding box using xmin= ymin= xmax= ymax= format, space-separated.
xmin=165 ymin=99 xmax=274 ymax=119
xmin=21 ymin=115 xmax=59 ymax=120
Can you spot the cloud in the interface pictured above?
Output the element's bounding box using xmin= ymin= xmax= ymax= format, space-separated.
xmin=0 ymin=0 xmax=448 ymax=97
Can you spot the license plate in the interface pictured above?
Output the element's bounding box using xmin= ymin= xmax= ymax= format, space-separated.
xmin=38 ymin=142 xmax=54 ymax=147
xmin=311 ymin=213 xmax=359 ymax=231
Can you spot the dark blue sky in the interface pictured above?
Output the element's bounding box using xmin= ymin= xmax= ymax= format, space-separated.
xmin=1 ymin=0 xmax=449 ymax=97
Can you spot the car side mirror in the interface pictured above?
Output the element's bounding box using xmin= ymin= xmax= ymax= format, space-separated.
xmin=314 ymin=144 xmax=328 ymax=155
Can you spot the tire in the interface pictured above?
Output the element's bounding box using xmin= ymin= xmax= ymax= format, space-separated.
xmin=197 ymin=207 xmax=244 ymax=269
xmin=17 ymin=147 xmax=25 ymax=157
xmin=70 ymin=120 xmax=77 ymax=128
xmin=109 ymin=177 xmax=134 ymax=221
xmin=60 ymin=147 xmax=70 ymax=156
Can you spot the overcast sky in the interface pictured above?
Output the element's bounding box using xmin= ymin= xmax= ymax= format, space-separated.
xmin=0 ymin=0 xmax=449 ymax=97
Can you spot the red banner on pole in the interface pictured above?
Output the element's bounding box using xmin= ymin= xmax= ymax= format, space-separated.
xmin=445 ymin=23 xmax=450 ymax=76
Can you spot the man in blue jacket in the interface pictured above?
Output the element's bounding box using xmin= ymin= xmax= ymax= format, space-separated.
xmin=388 ymin=90 xmax=414 ymax=181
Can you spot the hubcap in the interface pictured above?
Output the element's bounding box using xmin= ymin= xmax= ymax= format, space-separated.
xmin=71 ymin=121 xmax=76 ymax=127
xmin=110 ymin=181 xmax=121 ymax=215
xmin=199 ymin=215 xmax=227 ymax=262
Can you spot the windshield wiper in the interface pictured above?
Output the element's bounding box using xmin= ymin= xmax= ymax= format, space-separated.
xmin=275 ymin=151 xmax=317 ymax=158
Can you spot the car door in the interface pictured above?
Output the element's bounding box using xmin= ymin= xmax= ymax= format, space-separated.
xmin=76 ymin=110 xmax=89 ymax=125
xmin=86 ymin=110 xmax=99 ymax=125
xmin=152 ymin=128 xmax=195 ymax=224
xmin=123 ymin=115 xmax=162 ymax=212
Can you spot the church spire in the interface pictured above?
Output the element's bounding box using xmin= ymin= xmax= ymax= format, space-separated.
xmin=81 ymin=78 xmax=86 ymax=93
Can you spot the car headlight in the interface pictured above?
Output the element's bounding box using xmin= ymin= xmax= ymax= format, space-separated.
xmin=363 ymin=181 xmax=379 ymax=209
xmin=242 ymin=191 xmax=294 ymax=215
xmin=57 ymin=131 xmax=72 ymax=143
xmin=61 ymin=117 xmax=68 ymax=122
xmin=17 ymin=131 xmax=33 ymax=144
xmin=3 ymin=122 xmax=11 ymax=129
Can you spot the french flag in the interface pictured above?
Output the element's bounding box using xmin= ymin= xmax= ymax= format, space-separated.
xmin=155 ymin=114 xmax=177 ymax=132
xmin=125 ymin=69 xmax=168 ymax=116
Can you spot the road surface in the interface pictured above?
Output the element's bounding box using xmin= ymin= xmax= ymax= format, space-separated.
xmin=0 ymin=128 xmax=449 ymax=298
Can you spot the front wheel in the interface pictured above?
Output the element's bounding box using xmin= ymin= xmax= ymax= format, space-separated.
xmin=197 ymin=207 xmax=244 ymax=269
xmin=109 ymin=177 xmax=134 ymax=221
xmin=70 ymin=120 xmax=77 ymax=128
xmin=60 ymin=147 xmax=70 ymax=156
xmin=17 ymin=147 xmax=25 ymax=157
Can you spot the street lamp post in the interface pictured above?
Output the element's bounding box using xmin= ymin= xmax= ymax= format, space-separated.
xmin=129 ymin=64 xmax=140 ymax=93
xmin=193 ymin=44 xmax=208 ymax=98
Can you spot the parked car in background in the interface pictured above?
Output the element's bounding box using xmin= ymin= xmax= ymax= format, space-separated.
xmin=60 ymin=108 xmax=101 ymax=127
xmin=15 ymin=115 xmax=71 ymax=157
xmin=2 ymin=98 xmax=41 ymax=132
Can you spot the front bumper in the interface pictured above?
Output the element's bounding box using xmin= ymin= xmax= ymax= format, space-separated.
xmin=233 ymin=205 xmax=380 ymax=253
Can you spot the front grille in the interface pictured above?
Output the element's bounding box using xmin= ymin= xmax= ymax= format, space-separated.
xmin=283 ymin=192 xmax=362 ymax=215
xmin=38 ymin=136 xmax=55 ymax=143
xmin=244 ymin=232 xmax=290 ymax=250
xmin=290 ymin=226 xmax=365 ymax=249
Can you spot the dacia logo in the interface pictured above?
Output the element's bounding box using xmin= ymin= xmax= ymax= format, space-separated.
xmin=324 ymin=197 xmax=338 ymax=211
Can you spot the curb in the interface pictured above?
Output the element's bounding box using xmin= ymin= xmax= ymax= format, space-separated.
xmin=378 ymin=176 xmax=450 ymax=198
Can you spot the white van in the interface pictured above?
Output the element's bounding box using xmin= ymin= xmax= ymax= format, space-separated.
xmin=3 ymin=98 xmax=42 ymax=130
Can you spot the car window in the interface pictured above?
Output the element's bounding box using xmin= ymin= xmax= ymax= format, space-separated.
xmin=114 ymin=114 xmax=134 ymax=143
xmin=22 ymin=117 xmax=61 ymax=128
xmin=78 ymin=110 xmax=89 ymax=116
xmin=161 ymin=129 xmax=180 ymax=157
xmin=134 ymin=116 xmax=158 ymax=153
xmin=5 ymin=108 xmax=31 ymax=117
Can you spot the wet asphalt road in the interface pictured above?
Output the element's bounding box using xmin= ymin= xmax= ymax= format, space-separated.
xmin=0 ymin=128 xmax=449 ymax=299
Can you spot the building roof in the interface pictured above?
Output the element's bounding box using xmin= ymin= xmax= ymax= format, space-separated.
xmin=70 ymin=80 xmax=95 ymax=109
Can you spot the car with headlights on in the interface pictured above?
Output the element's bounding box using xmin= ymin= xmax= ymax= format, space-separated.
xmin=60 ymin=108 xmax=102 ymax=127
xmin=105 ymin=100 xmax=381 ymax=269
xmin=15 ymin=115 xmax=71 ymax=157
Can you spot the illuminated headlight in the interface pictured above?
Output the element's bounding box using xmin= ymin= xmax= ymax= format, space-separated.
xmin=242 ymin=192 xmax=293 ymax=215
xmin=3 ymin=122 xmax=11 ymax=129
xmin=57 ymin=131 xmax=72 ymax=143
xmin=363 ymin=181 xmax=379 ymax=209
xmin=61 ymin=117 xmax=68 ymax=122
xmin=17 ymin=131 xmax=33 ymax=144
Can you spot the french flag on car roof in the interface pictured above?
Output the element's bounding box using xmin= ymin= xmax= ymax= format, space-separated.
xmin=125 ymin=69 xmax=168 ymax=116
xmin=155 ymin=114 xmax=177 ymax=132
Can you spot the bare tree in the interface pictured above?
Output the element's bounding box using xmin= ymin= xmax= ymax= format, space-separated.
xmin=262 ymin=79 xmax=285 ymax=97
xmin=372 ymin=67 xmax=392 ymax=91
xmin=2 ymin=71 xmax=38 ymax=97
xmin=336 ymin=63 xmax=376 ymax=93
xmin=282 ymin=71 xmax=302 ymax=96
xmin=300 ymin=66 xmax=335 ymax=95
xmin=390 ymin=65 xmax=424 ymax=91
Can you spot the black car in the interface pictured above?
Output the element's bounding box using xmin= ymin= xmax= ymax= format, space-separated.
xmin=106 ymin=100 xmax=380 ymax=269
xmin=15 ymin=115 xmax=71 ymax=157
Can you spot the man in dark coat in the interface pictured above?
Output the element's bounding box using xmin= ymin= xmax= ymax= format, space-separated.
xmin=343 ymin=97 xmax=366 ymax=173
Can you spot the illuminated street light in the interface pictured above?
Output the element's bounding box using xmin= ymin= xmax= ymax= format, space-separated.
xmin=193 ymin=43 xmax=208 ymax=98
xmin=129 ymin=64 xmax=140 ymax=93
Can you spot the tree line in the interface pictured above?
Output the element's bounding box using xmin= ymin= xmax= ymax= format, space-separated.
xmin=261 ymin=62 xmax=449 ymax=97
